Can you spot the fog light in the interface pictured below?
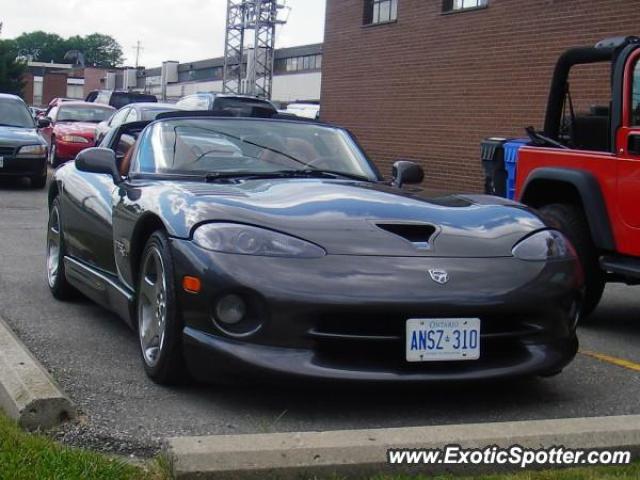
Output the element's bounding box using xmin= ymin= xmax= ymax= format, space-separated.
xmin=215 ymin=294 xmax=246 ymax=325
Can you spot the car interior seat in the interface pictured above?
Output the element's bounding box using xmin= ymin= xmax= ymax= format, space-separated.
xmin=570 ymin=105 xmax=610 ymax=152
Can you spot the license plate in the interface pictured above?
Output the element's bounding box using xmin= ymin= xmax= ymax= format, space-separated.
xmin=406 ymin=318 xmax=480 ymax=362
xmin=0 ymin=156 xmax=3 ymax=168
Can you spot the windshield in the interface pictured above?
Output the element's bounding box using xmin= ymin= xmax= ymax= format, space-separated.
xmin=136 ymin=118 xmax=378 ymax=180
xmin=0 ymin=99 xmax=35 ymax=128
xmin=57 ymin=105 xmax=114 ymax=123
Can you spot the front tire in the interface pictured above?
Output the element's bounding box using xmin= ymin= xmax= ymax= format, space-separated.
xmin=47 ymin=198 xmax=76 ymax=300
xmin=538 ymin=203 xmax=605 ymax=318
xmin=137 ymin=231 xmax=186 ymax=385
xmin=49 ymin=142 xmax=62 ymax=168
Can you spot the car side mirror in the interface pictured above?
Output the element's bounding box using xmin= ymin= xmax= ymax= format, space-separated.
xmin=37 ymin=117 xmax=51 ymax=128
xmin=75 ymin=148 xmax=122 ymax=184
xmin=392 ymin=160 xmax=424 ymax=188
xmin=628 ymin=134 xmax=640 ymax=156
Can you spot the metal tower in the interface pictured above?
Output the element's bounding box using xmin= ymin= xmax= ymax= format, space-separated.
xmin=223 ymin=0 xmax=287 ymax=99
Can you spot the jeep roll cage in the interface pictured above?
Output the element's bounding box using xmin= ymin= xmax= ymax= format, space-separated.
xmin=543 ymin=36 xmax=640 ymax=152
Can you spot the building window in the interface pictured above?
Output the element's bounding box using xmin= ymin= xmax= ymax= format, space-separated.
xmin=442 ymin=0 xmax=488 ymax=13
xmin=364 ymin=0 xmax=398 ymax=25
xmin=278 ymin=54 xmax=322 ymax=73
xmin=33 ymin=77 xmax=43 ymax=107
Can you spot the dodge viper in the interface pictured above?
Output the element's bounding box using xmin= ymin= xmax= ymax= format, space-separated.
xmin=46 ymin=115 xmax=583 ymax=385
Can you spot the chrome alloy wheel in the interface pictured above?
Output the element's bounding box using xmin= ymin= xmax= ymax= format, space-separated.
xmin=138 ymin=247 xmax=168 ymax=368
xmin=46 ymin=206 xmax=61 ymax=288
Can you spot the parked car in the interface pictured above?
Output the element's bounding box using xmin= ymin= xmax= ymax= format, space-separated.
xmin=0 ymin=94 xmax=48 ymax=188
xmin=175 ymin=93 xmax=278 ymax=118
xmin=282 ymin=102 xmax=320 ymax=120
xmin=95 ymin=102 xmax=180 ymax=145
xmin=39 ymin=101 xmax=114 ymax=167
xmin=39 ymin=98 xmax=76 ymax=120
xmin=485 ymin=35 xmax=640 ymax=318
xmin=86 ymin=90 xmax=158 ymax=110
xmin=47 ymin=114 xmax=582 ymax=385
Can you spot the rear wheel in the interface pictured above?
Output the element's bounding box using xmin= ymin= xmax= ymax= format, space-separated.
xmin=47 ymin=198 xmax=76 ymax=300
xmin=136 ymin=231 xmax=186 ymax=385
xmin=538 ymin=203 xmax=605 ymax=318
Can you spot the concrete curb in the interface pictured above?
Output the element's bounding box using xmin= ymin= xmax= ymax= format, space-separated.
xmin=0 ymin=316 xmax=76 ymax=431
xmin=167 ymin=415 xmax=640 ymax=479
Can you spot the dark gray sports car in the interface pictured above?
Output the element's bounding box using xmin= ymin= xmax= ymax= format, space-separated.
xmin=46 ymin=115 xmax=583 ymax=385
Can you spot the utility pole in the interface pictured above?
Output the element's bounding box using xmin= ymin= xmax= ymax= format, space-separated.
xmin=223 ymin=0 xmax=288 ymax=99
xmin=132 ymin=41 xmax=143 ymax=68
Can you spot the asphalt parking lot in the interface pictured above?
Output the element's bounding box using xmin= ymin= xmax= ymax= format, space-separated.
xmin=0 ymin=174 xmax=638 ymax=457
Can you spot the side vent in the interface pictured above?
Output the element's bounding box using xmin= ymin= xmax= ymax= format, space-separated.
xmin=376 ymin=223 xmax=437 ymax=250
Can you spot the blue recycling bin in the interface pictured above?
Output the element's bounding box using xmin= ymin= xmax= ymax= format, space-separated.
xmin=503 ymin=140 xmax=529 ymax=200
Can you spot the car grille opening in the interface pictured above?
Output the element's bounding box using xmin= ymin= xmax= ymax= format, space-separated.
xmin=0 ymin=147 xmax=15 ymax=157
xmin=307 ymin=313 xmax=550 ymax=372
xmin=375 ymin=223 xmax=436 ymax=250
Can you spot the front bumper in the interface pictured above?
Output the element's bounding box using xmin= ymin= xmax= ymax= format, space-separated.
xmin=56 ymin=139 xmax=94 ymax=160
xmin=171 ymin=239 xmax=582 ymax=384
xmin=0 ymin=155 xmax=47 ymax=177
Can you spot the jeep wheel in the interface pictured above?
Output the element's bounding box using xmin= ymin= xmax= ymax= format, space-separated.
xmin=539 ymin=203 xmax=605 ymax=319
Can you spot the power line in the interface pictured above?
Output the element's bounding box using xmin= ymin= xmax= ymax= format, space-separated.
xmin=132 ymin=40 xmax=144 ymax=68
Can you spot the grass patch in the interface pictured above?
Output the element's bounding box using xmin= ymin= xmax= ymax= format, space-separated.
xmin=0 ymin=414 xmax=167 ymax=480
xmin=0 ymin=410 xmax=637 ymax=480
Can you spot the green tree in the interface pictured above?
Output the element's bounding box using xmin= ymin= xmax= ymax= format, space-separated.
xmin=0 ymin=40 xmax=26 ymax=96
xmin=77 ymin=33 xmax=124 ymax=68
xmin=12 ymin=31 xmax=66 ymax=62
xmin=8 ymin=31 xmax=124 ymax=68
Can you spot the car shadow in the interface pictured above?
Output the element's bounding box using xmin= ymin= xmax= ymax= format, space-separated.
xmin=173 ymin=374 xmax=569 ymax=433
xmin=0 ymin=177 xmax=34 ymax=190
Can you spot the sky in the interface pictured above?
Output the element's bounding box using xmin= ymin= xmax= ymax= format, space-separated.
xmin=0 ymin=0 xmax=326 ymax=67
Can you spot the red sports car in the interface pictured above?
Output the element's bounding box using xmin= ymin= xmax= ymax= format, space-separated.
xmin=39 ymin=101 xmax=114 ymax=167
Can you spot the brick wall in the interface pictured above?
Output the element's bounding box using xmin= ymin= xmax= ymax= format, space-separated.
xmin=21 ymin=73 xmax=34 ymax=105
xmin=82 ymin=68 xmax=107 ymax=97
xmin=321 ymin=0 xmax=640 ymax=192
xmin=42 ymin=72 xmax=68 ymax=106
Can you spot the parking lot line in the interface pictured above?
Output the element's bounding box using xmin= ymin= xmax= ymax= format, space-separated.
xmin=580 ymin=350 xmax=640 ymax=373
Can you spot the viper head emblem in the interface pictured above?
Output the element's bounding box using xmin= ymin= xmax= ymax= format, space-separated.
xmin=428 ymin=269 xmax=449 ymax=285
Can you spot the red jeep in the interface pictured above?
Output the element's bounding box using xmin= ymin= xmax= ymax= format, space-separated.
xmin=511 ymin=36 xmax=640 ymax=318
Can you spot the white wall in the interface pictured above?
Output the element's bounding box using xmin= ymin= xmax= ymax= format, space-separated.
xmin=272 ymin=72 xmax=321 ymax=103
xmin=66 ymin=78 xmax=85 ymax=99
xmin=144 ymin=72 xmax=321 ymax=104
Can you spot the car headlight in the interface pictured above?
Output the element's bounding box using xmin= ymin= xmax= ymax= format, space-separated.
xmin=193 ymin=223 xmax=326 ymax=258
xmin=60 ymin=135 xmax=90 ymax=144
xmin=16 ymin=144 xmax=47 ymax=158
xmin=512 ymin=229 xmax=576 ymax=261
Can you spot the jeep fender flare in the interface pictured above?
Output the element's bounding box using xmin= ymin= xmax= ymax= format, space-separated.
xmin=519 ymin=167 xmax=615 ymax=251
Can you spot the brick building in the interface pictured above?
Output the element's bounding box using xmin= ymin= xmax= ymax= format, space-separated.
xmin=320 ymin=0 xmax=640 ymax=191
xmin=22 ymin=63 xmax=112 ymax=107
